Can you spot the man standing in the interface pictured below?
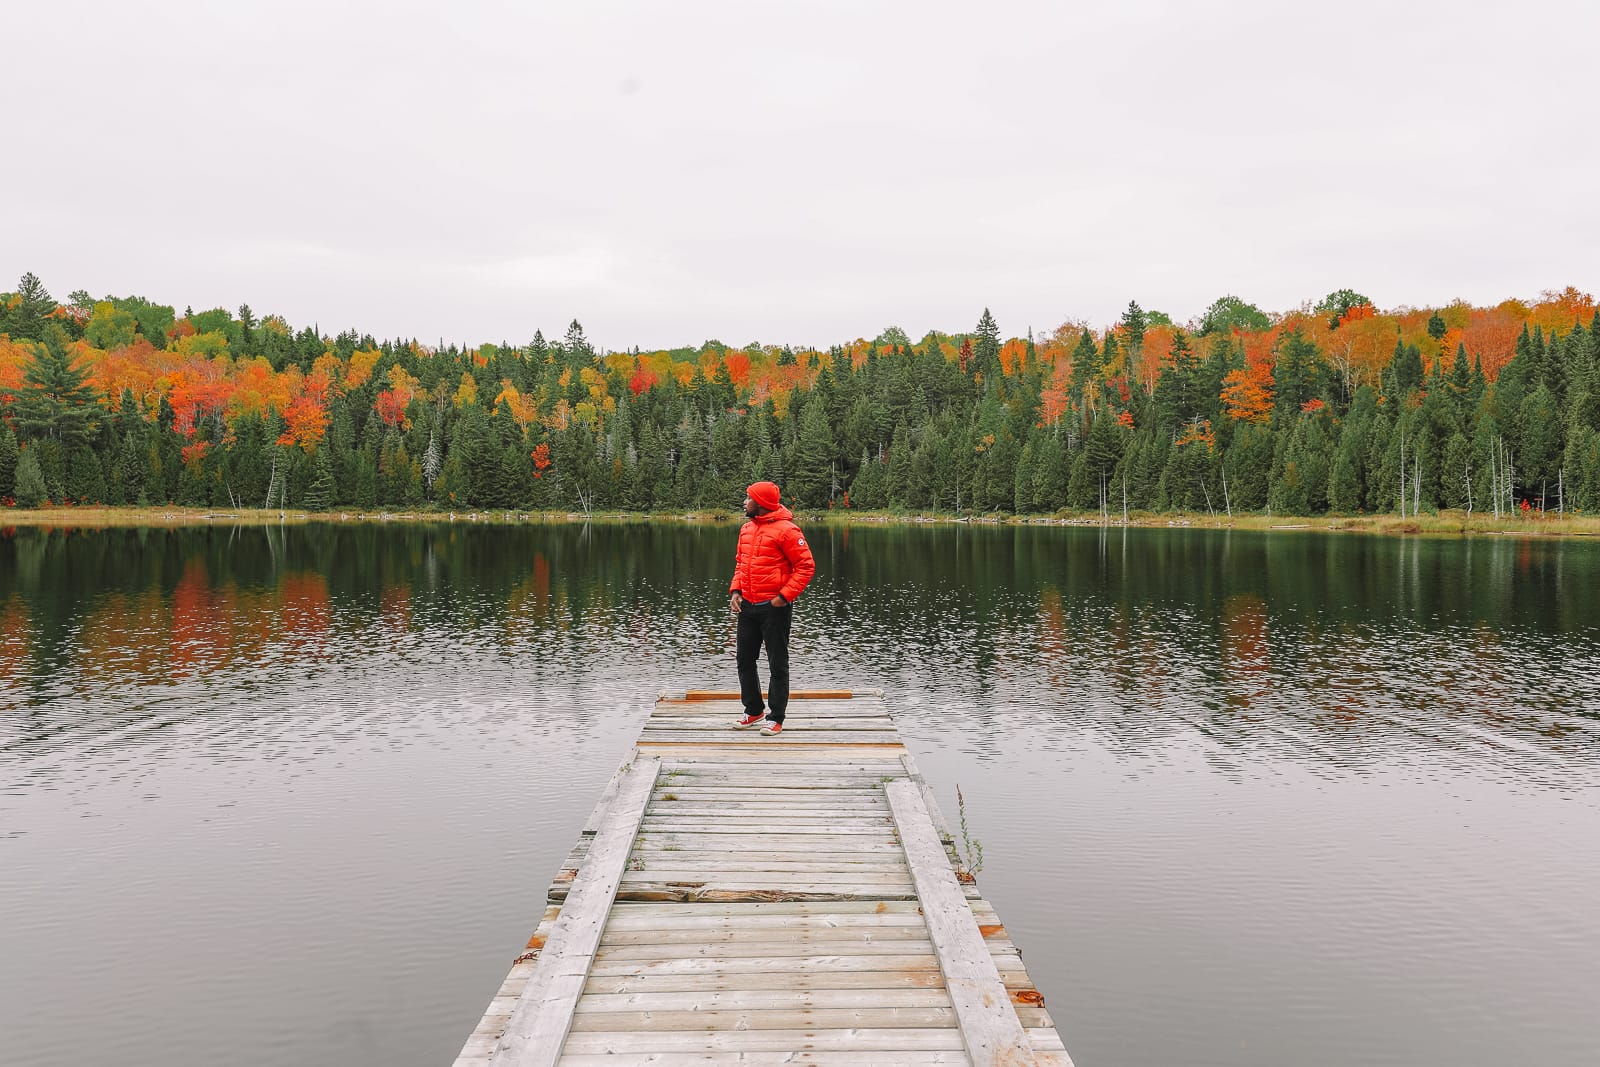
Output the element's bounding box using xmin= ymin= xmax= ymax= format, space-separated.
xmin=729 ymin=481 xmax=815 ymax=736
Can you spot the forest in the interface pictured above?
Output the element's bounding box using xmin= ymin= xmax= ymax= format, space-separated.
xmin=2 ymin=272 xmax=1597 ymax=518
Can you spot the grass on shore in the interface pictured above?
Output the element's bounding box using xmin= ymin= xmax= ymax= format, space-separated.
xmin=2 ymin=504 xmax=1598 ymax=539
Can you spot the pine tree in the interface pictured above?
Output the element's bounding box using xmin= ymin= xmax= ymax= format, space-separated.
xmin=848 ymin=447 xmax=887 ymax=508
xmin=14 ymin=448 xmax=47 ymax=508
xmin=1441 ymin=432 xmax=1473 ymax=510
xmin=790 ymin=399 xmax=838 ymax=508
xmin=1329 ymin=439 xmax=1363 ymax=512
xmin=1224 ymin=422 xmax=1273 ymax=510
xmin=15 ymin=325 xmax=99 ymax=446
xmin=66 ymin=446 xmax=107 ymax=504
xmin=304 ymin=449 xmax=336 ymax=510
xmin=1 ymin=272 xmax=56 ymax=341
xmin=1121 ymin=301 xmax=1147 ymax=354
xmin=0 ymin=425 xmax=17 ymax=499
xmin=973 ymin=309 xmax=1001 ymax=379
xmin=355 ymin=454 xmax=378 ymax=508
xmin=422 ymin=430 xmax=443 ymax=493
xmin=1069 ymin=329 xmax=1101 ymax=403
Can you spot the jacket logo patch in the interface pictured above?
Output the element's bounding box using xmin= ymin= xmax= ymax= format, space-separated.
xmin=796 ymin=538 xmax=806 ymax=546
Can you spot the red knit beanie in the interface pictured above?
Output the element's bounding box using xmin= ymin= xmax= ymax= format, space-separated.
xmin=747 ymin=481 xmax=782 ymax=511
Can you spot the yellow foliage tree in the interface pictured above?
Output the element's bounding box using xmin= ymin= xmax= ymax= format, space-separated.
xmin=453 ymin=371 xmax=479 ymax=408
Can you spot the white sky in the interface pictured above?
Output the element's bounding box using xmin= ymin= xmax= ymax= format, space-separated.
xmin=7 ymin=1 xmax=1598 ymax=350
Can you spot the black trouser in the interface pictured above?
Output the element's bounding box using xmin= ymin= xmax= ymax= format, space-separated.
xmin=736 ymin=600 xmax=792 ymax=723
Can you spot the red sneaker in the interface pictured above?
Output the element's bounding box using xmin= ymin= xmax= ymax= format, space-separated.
xmin=733 ymin=713 xmax=766 ymax=730
xmin=760 ymin=721 xmax=783 ymax=736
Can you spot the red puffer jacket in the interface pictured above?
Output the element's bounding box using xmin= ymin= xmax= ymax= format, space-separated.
xmin=729 ymin=505 xmax=816 ymax=604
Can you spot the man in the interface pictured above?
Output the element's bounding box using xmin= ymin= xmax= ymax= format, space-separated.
xmin=728 ymin=480 xmax=815 ymax=736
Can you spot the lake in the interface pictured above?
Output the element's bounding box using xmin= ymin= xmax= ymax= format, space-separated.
xmin=2 ymin=520 xmax=1598 ymax=1066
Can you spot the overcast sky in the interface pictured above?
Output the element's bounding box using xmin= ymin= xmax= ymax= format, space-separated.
xmin=8 ymin=1 xmax=1598 ymax=350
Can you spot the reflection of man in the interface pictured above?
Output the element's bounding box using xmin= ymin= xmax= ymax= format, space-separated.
xmin=728 ymin=481 xmax=816 ymax=736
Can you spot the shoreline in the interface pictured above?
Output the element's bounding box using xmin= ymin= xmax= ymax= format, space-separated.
xmin=2 ymin=506 xmax=1597 ymax=539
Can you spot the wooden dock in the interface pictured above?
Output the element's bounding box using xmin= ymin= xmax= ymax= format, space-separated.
xmin=453 ymin=689 xmax=1072 ymax=1066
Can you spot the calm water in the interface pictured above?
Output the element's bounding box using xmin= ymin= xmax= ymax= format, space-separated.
xmin=2 ymin=521 xmax=1598 ymax=1067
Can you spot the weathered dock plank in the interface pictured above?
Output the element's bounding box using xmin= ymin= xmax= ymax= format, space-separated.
xmin=455 ymin=689 xmax=1070 ymax=1067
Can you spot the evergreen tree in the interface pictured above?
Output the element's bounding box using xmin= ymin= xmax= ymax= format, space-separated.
xmin=354 ymin=454 xmax=379 ymax=508
xmin=1328 ymin=439 xmax=1363 ymax=512
xmin=1083 ymin=410 xmax=1123 ymax=509
xmin=1271 ymin=330 xmax=1322 ymax=421
xmin=972 ymin=309 xmax=1001 ymax=379
xmin=1224 ymin=422 xmax=1273 ymax=510
xmin=789 ymin=400 xmax=834 ymax=507
xmin=1518 ymin=385 xmax=1562 ymax=506
xmin=1385 ymin=339 xmax=1424 ymax=396
xmin=14 ymin=449 xmax=47 ymax=507
xmin=1 ymin=272 xmax=57 ymax=340
xmin=0 ymin=425 xmax=17 ymax=499
xmin=1069 ymin=329 xmax=1101 ymax=403
xmin=304 ymin=449 xmax=336 ymax=510
xmin=15 ymin=325 xmax=99 ymax=446
xmin=66 ymin=446 xmax=107 ymax=504
xmin=849 ymin=447 xmax=888 ymax=508
xmin=1441 ymin=432 xmax=1473 ymax=510
xmin=1120 ymin=301 xmax=1147 ymax=354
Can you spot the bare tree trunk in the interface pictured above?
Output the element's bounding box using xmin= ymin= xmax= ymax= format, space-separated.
xmin=264 ymin=451 xmax=280 ymax=510
xmin=1559 ymin=467 xmax=1565 ymax=517
xmin=1507 ymin=447 xmax=1516 ymax=517
xmin=1399 ymin=429 xmax=1406 ymax=518
xmin=1489 ymin=438 xmax=1499 ymax=519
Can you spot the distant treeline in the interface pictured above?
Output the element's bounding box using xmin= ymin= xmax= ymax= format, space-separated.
xmin=2 ymin=273 xmax=1598 ymax=516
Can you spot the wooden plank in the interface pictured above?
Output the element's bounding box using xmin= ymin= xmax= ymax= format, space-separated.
xmin=585 ymin=899 xmax=942 ymax=919
xmin=660 ymin=689 xmax=860 ymax=701
xmin=900 ymin=750 xmax=956 ymax=845
xmin=644 ymin=720 xmax=899 ymax=730
xmin=648 ymin=729 xmax=900 ymax=738
xmin=557 ymin=1029 xmax=971 ymax=1054
xmin=637 ymin=819 xmax=896 ymax=833
xmin=488 ymin=757 xmax=661 ymax=1066
xmin=582 ymin=850 xmax=908 ymax=869
xmin=572 ymin=967 xmax=1042 ymax=997
xmin=647 ymin=710 xmax=896 ymax=721
xmin=584 ymin=952 xmax=1031 ymax=977
xmin=580 ymin=969 xmax=951 ymax=994
xmin=886 ymin=779 xmax=1039 ymax=1067
xmin=599 ymin=910 xmax=925 ymax=930
xmin=566 ymin=1005 xmax=962 ymax=1030
xmin=579 ymin=753 xmax=636 ymax=835
xmin=644 ymin=804 xmax=892 ymax=817
xmin=633 ymin=834 xmax=901 ymax=852
xmin=654 ymin=774 xmax=900 ymax=784
xmin=621 ymin=855 xmax=908 ymax=870
xmin=636 ymin=742 xmax=908 ymax=754
xmin=558 ymin=1053 xmax=977 ymax=1066
xmin=558 ymin=1054 xmax=978 ymax=1066
xmin=598 ymin=925 xmax=933 ymax=946
xmin=647 ymin=793 xmax=893 ymax=806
